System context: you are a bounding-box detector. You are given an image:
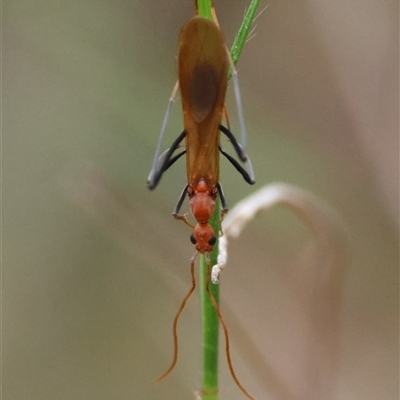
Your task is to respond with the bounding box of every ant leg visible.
[147,81,180,188]
[217,182,228,213]
[172,185,195,229]
[217,183,228,237]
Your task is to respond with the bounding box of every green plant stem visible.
[199,198,220,400]
[229,0,262,67]
[197,0,214,20]
[197,1,261,399]
[198,5,220,398]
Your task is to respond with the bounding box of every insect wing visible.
[178,17,228,187]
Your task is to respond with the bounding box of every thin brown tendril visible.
[154,252,198,382]
[205,262,256,400]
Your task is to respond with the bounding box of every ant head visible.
[190,223,216,254]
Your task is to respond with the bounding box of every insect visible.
[147,3,255,399]
[147,17,254,255]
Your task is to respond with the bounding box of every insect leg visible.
[219,124,248,161]
[172,184,188,216]
[155,147,186,174]
[148,130,186,190]
[147,81,179,187]
[172,184,195,229]
[164,150,186,171]
[232,69,247,151]
[222,52,255,184]
[219,146,255,185]
[223,104,232,131]
[219,125,255,184]
[217,182,228,236]
[217,182,228,213]
[227,55,248,153]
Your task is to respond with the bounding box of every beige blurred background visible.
[4,1,398,399]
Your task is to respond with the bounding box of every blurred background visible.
[4,1,398,399]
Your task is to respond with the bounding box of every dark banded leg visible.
[147,130,186,190]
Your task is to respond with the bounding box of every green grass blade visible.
[230,0,262,67]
